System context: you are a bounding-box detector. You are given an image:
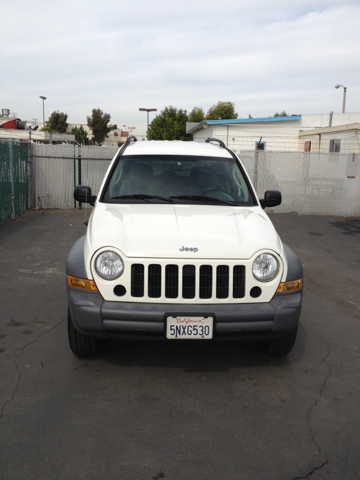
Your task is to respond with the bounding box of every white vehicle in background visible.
[66,137,303,357]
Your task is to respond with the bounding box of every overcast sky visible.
[1,0,359,136]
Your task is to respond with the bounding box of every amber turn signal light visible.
[276,279,302,293]
[67,276,98,291]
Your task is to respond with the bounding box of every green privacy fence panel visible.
[0,140,29,224]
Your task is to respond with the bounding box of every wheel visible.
[201,187,233,200]
[257,328,298,356]
[68,308,99,358]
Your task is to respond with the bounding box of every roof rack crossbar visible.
[205,137,226,148]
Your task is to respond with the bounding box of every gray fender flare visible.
[66,236,87,278]
[283,244,303,281]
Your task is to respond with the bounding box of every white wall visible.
[301,113,360,128]
[214,121,301,151]
[191,126,216,142]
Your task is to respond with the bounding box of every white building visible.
[0,128,75,143]
[299,123,360,153]
[187,113,360,152]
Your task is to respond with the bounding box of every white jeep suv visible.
[66,137,303,357]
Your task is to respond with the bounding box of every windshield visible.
[102,154,256,206]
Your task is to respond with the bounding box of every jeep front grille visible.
[130,263,245,300]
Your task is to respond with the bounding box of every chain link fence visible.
[32,144,117,209]
[233,149,360,216]
[0,140,29,224]
[30,143,360,216]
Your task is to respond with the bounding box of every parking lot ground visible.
[0,210,360,480]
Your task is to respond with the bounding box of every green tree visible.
[87,108,117,144]
[188,106,205,123]
[71,126,89,145]
[206,101,238,120]
[273,111,289,117]
[147,106,191,141]
[41,126,56,133]
[47,111,68,133]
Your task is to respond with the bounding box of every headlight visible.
[95,251,124,280]
[252,253,279,282]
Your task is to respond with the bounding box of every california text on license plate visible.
[166,316,213,339]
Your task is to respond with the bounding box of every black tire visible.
[68,308,98,358]
[257,328,298,356]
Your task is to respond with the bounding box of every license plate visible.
[166,316,213,339]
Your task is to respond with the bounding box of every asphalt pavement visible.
[0,210,359,480]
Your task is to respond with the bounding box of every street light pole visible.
[139,108,157,135]
[39,96,47,127]
[335,84,347,113]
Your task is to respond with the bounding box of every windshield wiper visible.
[170,195,236,206]
[112,194,177,203]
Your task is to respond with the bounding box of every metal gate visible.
[31,144,117,209]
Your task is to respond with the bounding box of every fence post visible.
[73,143,76,209]
[254,148,259,191]
[78,144,82,209]
[28,129,36,209]
[9,140,15,219]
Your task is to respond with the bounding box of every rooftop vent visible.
[2,109,10,117]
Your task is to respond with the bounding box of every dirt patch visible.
[7,319,25,327]
[330,218,360,237]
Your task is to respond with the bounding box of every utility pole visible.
[39,96,47,126]
[139,108,157,136]
[335,85,347,113]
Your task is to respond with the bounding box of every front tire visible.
[257,328,298,356]
[68,308,98,358]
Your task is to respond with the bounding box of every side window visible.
[329,139,341,153]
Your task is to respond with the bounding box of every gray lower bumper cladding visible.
[67,283,302,341]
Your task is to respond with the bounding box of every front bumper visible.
[67,283,302,341]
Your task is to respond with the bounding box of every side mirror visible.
[260,190,282,209]
[74,185,97,206]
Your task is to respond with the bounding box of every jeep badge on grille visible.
[179,246,198,253]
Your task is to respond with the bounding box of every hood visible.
[87,202,282,259]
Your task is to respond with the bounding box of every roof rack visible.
[99,136,138,202]
[118,135,137,155]
[205,137,226,148]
